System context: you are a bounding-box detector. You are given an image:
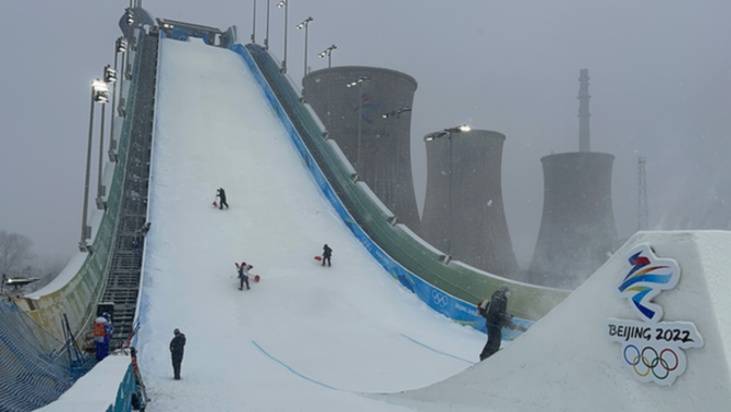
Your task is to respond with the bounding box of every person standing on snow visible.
[93,313,113,361]
[237,262,252,290]
[477,287,524,361]
[322,244,332,267]
[216,188,229,210]
[169,328,186,380]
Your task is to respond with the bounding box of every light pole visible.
[346,76,369,169]
[251,0,257,43]
[109,37,126,162]
[277,0,288,73]
[318,44,337,69]
[96,66,117,210]
[117,37,128,119]
[382,106,412,198]
[264,0,271,49]
[424,124,471,254]
[296,17,313,75]
[80,79,110,252]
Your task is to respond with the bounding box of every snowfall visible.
[38,36,731,411]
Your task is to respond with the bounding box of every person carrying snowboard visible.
[322,244,332,267]
[216,188,229,210]
[477,286,525,361]
[169,328,186,380]
[236,261,252,290]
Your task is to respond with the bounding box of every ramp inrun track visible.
[136,37,483,410]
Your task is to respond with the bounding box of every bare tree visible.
[0,230,34,275]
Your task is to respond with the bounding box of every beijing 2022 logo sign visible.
[607,244,703,386]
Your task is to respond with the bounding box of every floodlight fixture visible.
[424,124,472,142]
[92,79,110,103]
[346,76,369,88]
[318,44,337,68]
[116,37,128,53]
[104,65,117,84]
[297,16,313,30]
[382,106,412,119]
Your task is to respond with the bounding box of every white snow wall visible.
[383,231,731,411]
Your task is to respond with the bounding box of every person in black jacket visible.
[216,188,229,210]
[322,244,332,267]
[169,328,186,380]
[477,287,524,361]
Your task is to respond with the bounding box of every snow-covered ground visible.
[134,37,485,411]
[33,35,731,412]
[36,355,130,412]
[385,231,731,411]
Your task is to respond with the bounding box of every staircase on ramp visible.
[100,31,158,347]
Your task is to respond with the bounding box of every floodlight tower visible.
[79,79,110,252]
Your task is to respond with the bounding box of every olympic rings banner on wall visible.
[607,245,704,386]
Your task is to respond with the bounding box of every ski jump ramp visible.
[135,37,484,410]
[130,35,731,410]
[30,27,730,410]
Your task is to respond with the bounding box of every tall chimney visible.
[578,68,591,152]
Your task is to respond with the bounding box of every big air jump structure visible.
[420,129,519,277]
[302,67,421,232]
[529,69,617,288]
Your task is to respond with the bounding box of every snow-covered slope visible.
[135,37,485,410]
[383,231,731,411]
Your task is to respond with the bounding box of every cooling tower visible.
[420,129,519,277]
[529,69,617,288]
[529,152,617,288]
[302,66,420,232]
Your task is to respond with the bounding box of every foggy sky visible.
[1,1,729,266]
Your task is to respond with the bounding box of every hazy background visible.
[1,1,729,270]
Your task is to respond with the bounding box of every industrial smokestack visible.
[302,67,420,232]
[421,129,519,277]
[578,68,591,152]
[529,69,617,288]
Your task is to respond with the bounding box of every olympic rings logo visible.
[431,290,448,307]
[623,344,679,380]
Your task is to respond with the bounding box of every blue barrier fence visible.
[106,364,136,412]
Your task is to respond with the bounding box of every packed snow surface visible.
[135,38,484,411]
[385,231,731,411]
[36,355,130,412]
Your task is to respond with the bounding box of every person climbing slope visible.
[216,188,229,210]
[236,261,252,290]
[477,287,525,361]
